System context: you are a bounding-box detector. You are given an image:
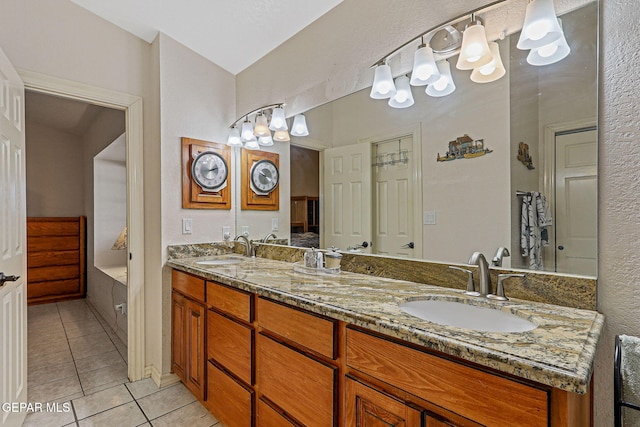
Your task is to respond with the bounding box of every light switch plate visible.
[272,218,279,231]
[423,211,437,225]
[182,218,192,234]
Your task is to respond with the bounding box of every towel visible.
[620,335,640,426]
[520,192,553,270]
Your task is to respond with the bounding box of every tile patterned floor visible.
[25,299,220,427]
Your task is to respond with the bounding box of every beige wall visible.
[25,121,84,217]
[239,0,635,425]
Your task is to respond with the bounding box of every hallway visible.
[25,299,219,427]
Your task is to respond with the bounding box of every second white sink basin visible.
[400,299,537,333]
[196,258,245,266]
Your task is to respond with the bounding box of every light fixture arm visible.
[368,0,509,68]
[228,102,285,129]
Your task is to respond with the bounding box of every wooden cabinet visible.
[345,377,421,427]
[291,196,319,232]
[206,362,252,427]
[171,271,206,401]
[207,310,253,385]
[256,398,300,427]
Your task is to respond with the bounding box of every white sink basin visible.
[196,258,245,266]
[400,299,537,333]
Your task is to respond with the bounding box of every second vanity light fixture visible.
[369,0,570,108]
[227,103,309,149]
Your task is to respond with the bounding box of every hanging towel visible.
[619,335,640,426]
[520,192,553,270]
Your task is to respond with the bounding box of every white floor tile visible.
[136,383,196,420]
[73,384,133,420]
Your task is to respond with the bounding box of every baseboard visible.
[146,365,180,388]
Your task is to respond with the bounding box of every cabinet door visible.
[345,377,421,427]
[185,299,206,401]
[171,292,187,381]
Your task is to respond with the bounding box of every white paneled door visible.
[0,47,27,427]
[555,129,597,276]
[323,143,372,253]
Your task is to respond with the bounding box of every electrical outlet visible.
[182,218,192,234]
[241,226,249,236]
[222,226,231,240]
[423,211,437,225]
[271,218,279,231]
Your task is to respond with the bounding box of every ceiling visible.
[70,0,343,75]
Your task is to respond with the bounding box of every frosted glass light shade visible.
[527,18,570,66]
[258,134,274,146]
[269,107,288,131]
[370,63,397,99]
[227,126,242,146]
[273,130,290,142]
[240,120,254,142]
[410,44,440,86]
[471,42,506,83]
[388,76,415,108]
[244,137,260,150]
[290,114,309,136]
[456,22,493,70]
[426,60,456,97]
[253,114,270,137]
[517,0,563,50]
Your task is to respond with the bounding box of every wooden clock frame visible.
[182,137,231,209]
[241,148,279,211]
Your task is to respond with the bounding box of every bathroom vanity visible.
[167,253,602,427]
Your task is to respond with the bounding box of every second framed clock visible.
[241,149,280,210]
[182,137,231,209]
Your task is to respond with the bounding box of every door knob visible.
[401,242,415,249]
[0,272,20,286]
[558,245,564,251]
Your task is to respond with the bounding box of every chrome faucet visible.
[261,233,277,243]
[492,247,510,267]
[234,235,253,257]
[468,252,491,296]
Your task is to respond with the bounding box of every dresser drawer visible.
[257,333,336,427]
[346,328,548,427]
[206,362,252,427]
[207,281,252,322]
[256,398,300,427]
[257,297,336,359]
[171,270,205,303]
[207,310,253,385]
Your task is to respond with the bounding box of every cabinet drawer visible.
[346,328,548,427]
[256,398,299,427]
[257,333,336,427]
[172,270,205,303]
[206,362,252,427]
[207,310,253,385]
[207,281,252,322]
[257,297,335,359]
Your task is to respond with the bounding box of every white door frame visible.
[542,117,597,273]
[359,124,423,259]
[18,70,146,382]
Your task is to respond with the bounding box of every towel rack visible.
[516,190,530,197]
[615,335,640,427]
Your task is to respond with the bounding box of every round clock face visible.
[191,151,228,191]
[250,160,279,194]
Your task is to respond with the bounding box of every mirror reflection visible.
[288,1,597,276]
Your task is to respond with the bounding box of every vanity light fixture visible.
[290,114,309,136]
[410,42,440,86]
[370,62,397,99]
[388,75,415,108]
[426,60,456,97]
[517,0,563,50]
[470,41,506,83]
[226,103,309,148]
[456,16,493,70]
[526,18,570,66]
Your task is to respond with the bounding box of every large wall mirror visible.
[286,0,597,277]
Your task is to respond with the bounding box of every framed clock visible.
[241,149,280,210]
[182,137,231,209]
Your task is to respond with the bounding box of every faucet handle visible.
[487,273,525,301]
[449,266,480,296]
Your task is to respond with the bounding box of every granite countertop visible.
[167,254,604,394]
